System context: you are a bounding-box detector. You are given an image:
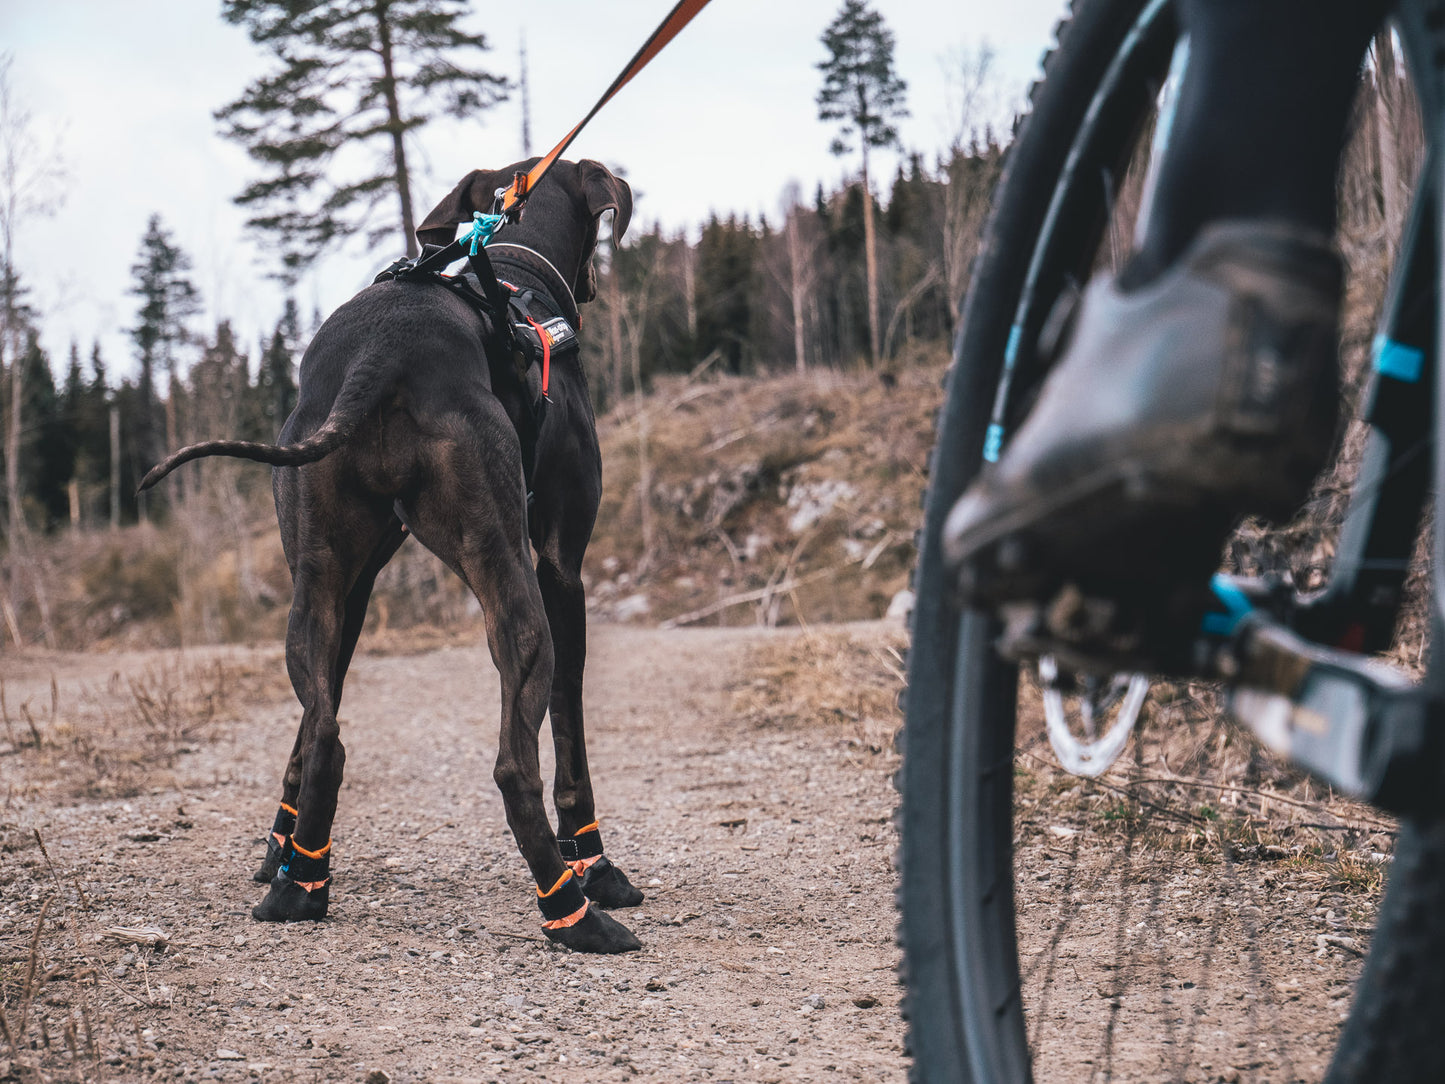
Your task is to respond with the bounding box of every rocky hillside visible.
[586,360,945,629]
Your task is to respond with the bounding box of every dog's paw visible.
[253,837,286,884]
[252,875,329,922]
[542,905,641,953]
[579,857,644,909]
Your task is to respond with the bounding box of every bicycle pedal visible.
[998,587,1145,673]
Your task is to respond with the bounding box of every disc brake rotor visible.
[1039,654,1150,777]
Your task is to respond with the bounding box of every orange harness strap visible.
[524,314,552,397]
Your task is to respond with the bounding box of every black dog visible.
[140,158,643,953]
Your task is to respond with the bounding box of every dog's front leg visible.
[538,559,645,911]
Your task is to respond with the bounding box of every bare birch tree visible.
[0,54,65,547]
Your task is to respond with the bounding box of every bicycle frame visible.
[1195,7,1445,816]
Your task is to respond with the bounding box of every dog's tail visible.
[138,357,394,493]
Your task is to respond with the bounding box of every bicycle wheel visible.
[900,0,1445,1080]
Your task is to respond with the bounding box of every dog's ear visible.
[416,169,513,249]
[572,161,632,306]
[577,160,632,243]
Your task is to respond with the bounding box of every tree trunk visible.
[5,323,18,543]
[624,290,654,572]
[680,242,697,345]
[376,2,418,257]
[607,237,625,407]
[165,368,182,504]
[109,405,120,530]
[786,210,809,373]
[860,147,880,366]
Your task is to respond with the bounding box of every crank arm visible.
[1217,613,1440,817]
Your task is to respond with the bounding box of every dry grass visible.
[729,623,906,756]
[0,832,174,1082]
[1014,671,1395,898]
[1,656,287,800]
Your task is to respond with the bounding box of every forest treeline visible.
[0,134,1004,535]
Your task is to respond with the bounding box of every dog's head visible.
[416,159,632,311]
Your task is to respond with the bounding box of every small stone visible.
[852,995,879,1009]
[216,1049,244,1061]
[804,993,824,1010]
[365,1071,391,1084]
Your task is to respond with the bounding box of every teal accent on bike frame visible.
[983,324,1026,463]
[1372,334,1424,383]
[1202,574,1254,636]
[983,424,1004,463]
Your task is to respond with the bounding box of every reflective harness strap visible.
[487,243,579,325]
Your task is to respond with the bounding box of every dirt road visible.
[1,623,907,1083]
[2,617,1394,1084]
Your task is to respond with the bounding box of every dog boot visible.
[252,837,331,922]
[537,870,641,953]
[944,220,1342,615]
[253,802,297,883]
[559,822,645,908]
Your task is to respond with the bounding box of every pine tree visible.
[695,215,759,374]
[17,331,66,529]
[218,0,508,282]
[817,0,907,366]
[255,300,300,438]
[129,215,200,511]
[73,342,114,527]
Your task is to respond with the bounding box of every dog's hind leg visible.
[254,516,408,884]
[253,494,399,922]
[406,418,639,953]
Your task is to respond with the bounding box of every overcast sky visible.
[2,0,1065,380]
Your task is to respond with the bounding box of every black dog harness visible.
[372,238,577,493]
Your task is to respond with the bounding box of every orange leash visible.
[497,0,716,217]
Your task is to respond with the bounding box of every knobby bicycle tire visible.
[899,0,1445,1081]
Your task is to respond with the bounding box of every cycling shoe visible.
[944,220,1343,611]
